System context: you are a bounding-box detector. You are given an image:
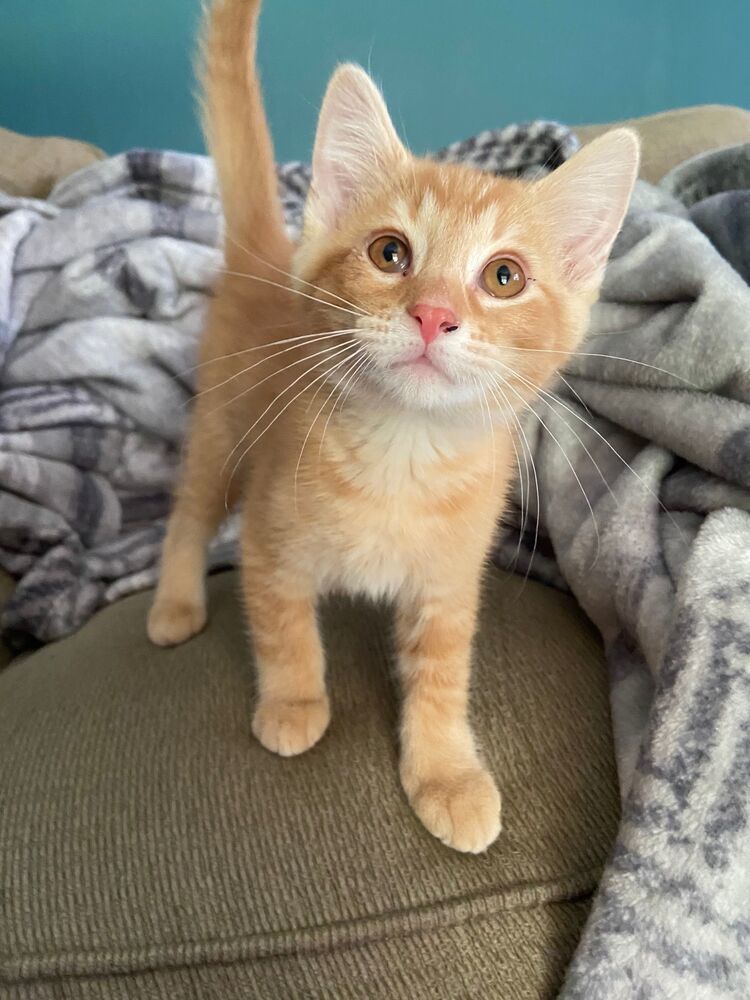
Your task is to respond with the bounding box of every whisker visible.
[202,339,357,419]
[221,340,362,485]
[187,331,358,403]
[303,353,346,415]
[336,352,371,415]
[225,231,371,316]
[294,349,368,505]
[493,358,686,538]
[180,328,360,377]
[224,344,363,507]
[339,356,371,413]
[470,341,694,388]
[318,351,370,458]
[555,372,591,413]
[216,267,366,319]
[314,352,372,506]
[473,374,490,437]
[507,367,615,502]
[490,372,602,567]
[473,375,497,497]
[501,344,697,388]
[485,381,527,571]
[488,380,539,583]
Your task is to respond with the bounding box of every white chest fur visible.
[297,407,496,599]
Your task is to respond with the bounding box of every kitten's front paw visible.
[252,696,331,757]
[147,598,206,647]
[403,765,502,854]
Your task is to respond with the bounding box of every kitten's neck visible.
[326,399,498,496]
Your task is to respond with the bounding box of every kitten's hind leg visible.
[148,409,239,647]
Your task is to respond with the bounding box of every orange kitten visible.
[148,0,639,852]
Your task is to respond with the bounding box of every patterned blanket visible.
[1,124,749,997]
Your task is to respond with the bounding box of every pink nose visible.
[408,303,459,346]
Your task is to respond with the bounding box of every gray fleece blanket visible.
[526,149,750,998]
[2,125,750,997]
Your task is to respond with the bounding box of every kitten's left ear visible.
[307,63,407,231]
[537,129,640,291]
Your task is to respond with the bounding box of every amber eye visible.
[480,257,527,298]
[367,234,411,274]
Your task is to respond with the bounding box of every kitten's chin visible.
[364,364,479,414]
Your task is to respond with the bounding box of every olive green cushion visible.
[0,125,104,199]
[576,104,750,183]
[0,568,617,999]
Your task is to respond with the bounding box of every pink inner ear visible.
[308,64,406,231]
[312,158,358,227]
[540,129,639,290]
[563,225,619,287]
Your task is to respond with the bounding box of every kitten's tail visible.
[200,0,291,269]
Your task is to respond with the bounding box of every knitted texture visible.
[0,569,617,998]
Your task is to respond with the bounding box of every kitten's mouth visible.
[393,353,450,381]
[401,356,436,370]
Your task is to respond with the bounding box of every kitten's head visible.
[294,65,639,416]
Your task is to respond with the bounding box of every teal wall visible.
[1,1,747,163]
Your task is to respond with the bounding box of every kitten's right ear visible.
[536,128,640,291]
[306,64,407,231]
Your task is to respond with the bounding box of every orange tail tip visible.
[199,0,290,269]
